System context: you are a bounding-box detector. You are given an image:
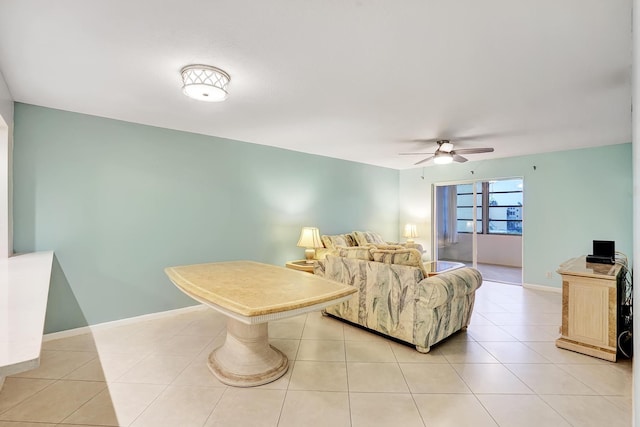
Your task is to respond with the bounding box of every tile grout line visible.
[341,316,353,427]
[3,289,632,426]
[478,287,618,426]
[0,377,59,419]
[199,383,228,427]
[274,312,305,427]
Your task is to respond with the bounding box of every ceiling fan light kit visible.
[180,65,230,102]
[433,151,454,164]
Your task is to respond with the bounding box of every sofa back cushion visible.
[353,231,386,246]
[370,248,427,277]
[371,244,404,250]
[321,233,357,250]
[336,246,374,261]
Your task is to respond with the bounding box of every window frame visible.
[486,181,523,236]
[456,183,483,234]
[456,179,523,236]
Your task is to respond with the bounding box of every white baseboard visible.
[522,282,562,294]
[43,304,208,342]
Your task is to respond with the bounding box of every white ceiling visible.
[0,0,632,170]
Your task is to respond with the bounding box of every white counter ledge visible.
[0,251,54,389]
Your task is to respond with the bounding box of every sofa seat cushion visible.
[321,233,357,250]
[371,248,428,278]
[353,231,386,246]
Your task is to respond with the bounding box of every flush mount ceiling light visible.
[180,65,230,102]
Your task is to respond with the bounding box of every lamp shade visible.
[297,227,322,248]
[403,224,418,239]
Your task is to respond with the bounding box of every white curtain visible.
[444,186,458,245]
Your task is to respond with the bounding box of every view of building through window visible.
[456,178,523,235]
[455,182,482,233]
[488,179,523,235]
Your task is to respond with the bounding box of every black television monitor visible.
[593,240,615,259]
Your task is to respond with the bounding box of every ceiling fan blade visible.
[453,147,494,155]
[399,152,435,156]
[411,134,494,144]
[451,132,512,142]
[410,138,440,143]
[414,156,435,165]
[453,155,468,163]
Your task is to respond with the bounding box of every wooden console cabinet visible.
[556,256,623,361]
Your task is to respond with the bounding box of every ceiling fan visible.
[400,139,494,165]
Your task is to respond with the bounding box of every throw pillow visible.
[321,233,356,250]
[370,248,428,277]
[353,231,386,246]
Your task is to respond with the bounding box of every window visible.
[456,182,482,233]
[487,179,523,235]
[455,178,523,235]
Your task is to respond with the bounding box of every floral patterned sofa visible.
[314,244,482,353]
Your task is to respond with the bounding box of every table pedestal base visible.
[208,318,288,387]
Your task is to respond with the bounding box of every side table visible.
[285,260,316,274]
[423,260,465,277]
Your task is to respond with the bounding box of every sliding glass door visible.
[434,178,523,284]
[434,182,480,267]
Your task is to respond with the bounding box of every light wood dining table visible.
[165,260,356,387]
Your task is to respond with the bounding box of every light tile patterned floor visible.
[0,281,632,426]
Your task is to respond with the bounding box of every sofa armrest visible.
[404,242,424,254]
[417,267,482,309]
[313,258,326,275]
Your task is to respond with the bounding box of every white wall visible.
[0,72,12,125]
[477,234,522,267]
[438,234,522,267]
[398,176,433,260]
[0,71,12,258]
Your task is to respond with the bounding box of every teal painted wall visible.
[13,104,399,332]
[399,143,633,288]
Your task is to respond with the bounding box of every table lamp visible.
[297,227,323,263]
[403,224,418,244]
